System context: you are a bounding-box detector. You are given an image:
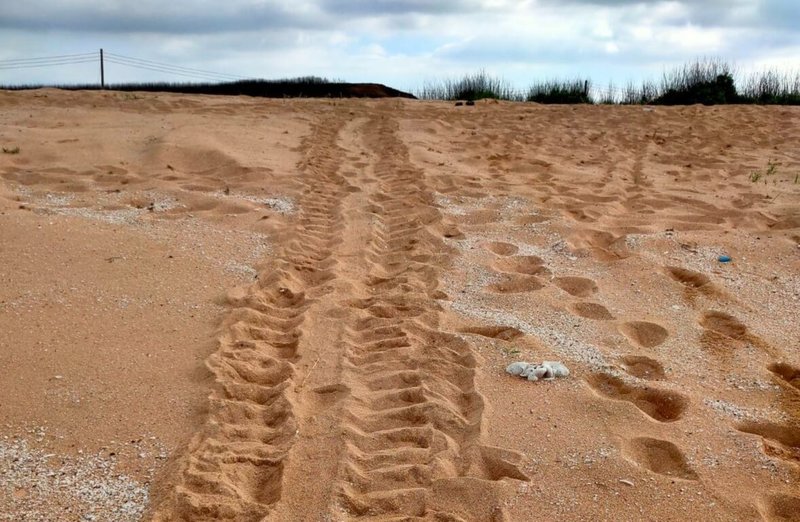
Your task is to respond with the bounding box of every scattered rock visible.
[505,361,570,381]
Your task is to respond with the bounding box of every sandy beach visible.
[1,89,798,521]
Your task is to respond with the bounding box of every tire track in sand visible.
[152,108,526,521]
[151,112,350,521]
[335,113,528,520]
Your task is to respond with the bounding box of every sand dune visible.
[1,90,799,521]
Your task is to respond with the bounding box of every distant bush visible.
[620,79,659,105]
[654,73,738,105]
[418,70,519,101]
[614,60,800,106]
[598,82,617,105]
[6,57,799,106]
[527,79,592,104]
[741,70,800,105]
[1,77,416,99]
[651,59,739,105]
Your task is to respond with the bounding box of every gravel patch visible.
[703,398,785,422]
[723,376,781,392]
[11,185,272,284]
[44,193,75,207]
[212,190,296,215]
[449,298,612,370]
[0,437,148,522]
[43,207,144,226]
[24,188,180,225]
[436,194,533,219]
[223,260,259,280]
[442,233,579,277]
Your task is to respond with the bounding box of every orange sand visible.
[1,90,798,521]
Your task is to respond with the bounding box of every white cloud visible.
[0,0,797,90]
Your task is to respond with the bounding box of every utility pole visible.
[100,48,105,89]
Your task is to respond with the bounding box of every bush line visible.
[418,59,800,105]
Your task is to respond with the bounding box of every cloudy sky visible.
[0,0,798,92]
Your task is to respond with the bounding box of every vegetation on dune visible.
[417,59,800,106]
[618,60,799,105]
[749,159,779,183]
[3,58,799,105]
[741,70,800,105]
[527,79,592,104]
[1,77,416,99]
[418,70,519,101]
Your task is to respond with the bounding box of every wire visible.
[0,57,98,70]
[104,57,238,82]
[0,52,97,65]
[105,52,245,80]
[105,57,240,82]
[0,50,244,82]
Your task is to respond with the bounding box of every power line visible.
[104,56,239,81]
[0,57,98,70]
[104,57,240,82]
[0,49,246,83]
[0,52,97,65]
[104,52,246,80]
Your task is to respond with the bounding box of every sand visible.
[0,89,798,521]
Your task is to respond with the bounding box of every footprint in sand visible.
[441,223,465,239]
[768,362,800,391]
[699,310,747,340]
[553,276,598,298]
[486,274,546,294]
[736,421,800,465]
[759,494,800,522]
[491,255,551,277]
[568,302,614,320]
[483,241,519,256]
[485,255,550,294]
[460,325,525,342]
[618,321,669,349]
[567,228,630,262]
[562,206,600,223]
[664,265,719,303]
[585,373,688,422]
[698,310,777,358]
[664,266,711,290]
[618,355,666,380]
[622,437,698,480]
[698,310,748,355]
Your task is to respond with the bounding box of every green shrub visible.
[652,59,739,105]
[527,79,592,104]
[741,70,800,105]
[418,70,518,101]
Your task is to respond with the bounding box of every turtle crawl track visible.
[151,107,526,521]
